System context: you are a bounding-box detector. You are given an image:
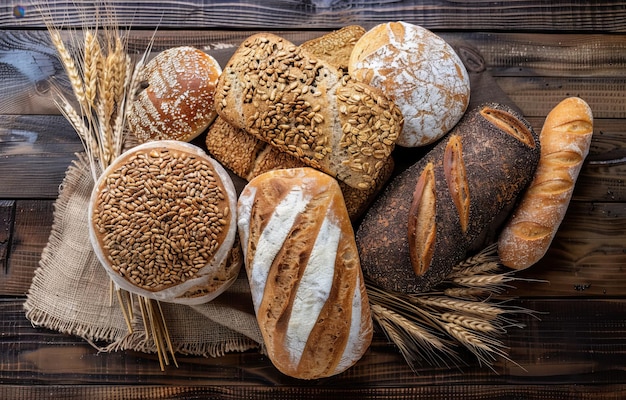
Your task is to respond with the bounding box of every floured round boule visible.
[128,46,222,143]
[349,21,470,147]
[88,140,240,305]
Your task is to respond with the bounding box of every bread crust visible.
[357,103,540,293]
[498,97,594,270]
[237,167,373,379]
[349,22,470,148]
[128,46,221,143]
[215,33,403,190]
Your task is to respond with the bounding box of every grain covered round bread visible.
[237,167,373,379]
[357,103,540,294]
[349,21,470,147]
[88,140,240,305]
[498,97,594,270]
[127,46,222,143]
[215,32,403,190]
[299,25,366,71]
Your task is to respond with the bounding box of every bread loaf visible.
[349,21,470,148]
[215,33,403,190]
[498,97,594,270]
[127,46,221,143]
[206,116,393,221]
[237,167,373,379]
[356,103,540,294]
[89,140,240,304]
[300,25,366,71]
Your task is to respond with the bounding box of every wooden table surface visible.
[1,1,625,399]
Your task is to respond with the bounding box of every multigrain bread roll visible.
[237,167,373,379]
[206,116,394,221]
[349,21,470,148]
[498,97,594,270]
[128,46,221,143]
[215,33,403,190]
[89,141,240,304]
[357,103,541,293]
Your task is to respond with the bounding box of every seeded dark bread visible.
[237,167,373,379]
[88,140,240,305]
[356,103,541,294]
[206,116,394,221]
[214,33,403,190]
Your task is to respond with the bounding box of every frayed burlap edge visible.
[24,153,263,359]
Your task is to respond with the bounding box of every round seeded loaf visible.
[348,21,470,148]
[88,140,240,305]
[127,46,221,143]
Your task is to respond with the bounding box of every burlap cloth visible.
[24,38,515,359]
[24,152,263,357]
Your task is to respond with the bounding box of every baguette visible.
[237,167,373,379]
[214,33,403,190]
[357,103,540,294]
[498,97,594,270]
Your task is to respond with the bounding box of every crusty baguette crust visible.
[357,103,540,294]
[498,97,594,270]
[215,33,403,190]
[237,168,373,379]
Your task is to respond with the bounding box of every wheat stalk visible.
[367,243,538,372]
[42,5,174,370]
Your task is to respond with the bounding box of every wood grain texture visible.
[1,2,625,396]
[2,1,626,32]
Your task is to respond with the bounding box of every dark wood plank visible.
[2,1,625,32]
[2,298,626,387]
[0,200,54,296]
[0,115,82,199]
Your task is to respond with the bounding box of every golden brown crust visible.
[215,33,402,190]
[300,25,366,71]
[237,168,373,379]
[498,97,594,270]
[128,46,221,143]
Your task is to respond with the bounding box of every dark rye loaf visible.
[356,103,541,294]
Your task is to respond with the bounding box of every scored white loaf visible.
[237,167,373,379]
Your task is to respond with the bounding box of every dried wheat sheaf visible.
[39,7,177,369]
[368,243,541,373]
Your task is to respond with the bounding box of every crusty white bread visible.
[349,21,470,148]
[498,97,594,270]
[237,167,373,379]
[215,32,403,190]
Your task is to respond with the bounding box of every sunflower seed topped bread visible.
[205,116,394,221]
[215,33,403,190]
[237,167,373,379]
[498,97,594,270]
[356,103,541,294]
[89,140,240,304]
[127,46,222,143]
[349,21,470,148]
